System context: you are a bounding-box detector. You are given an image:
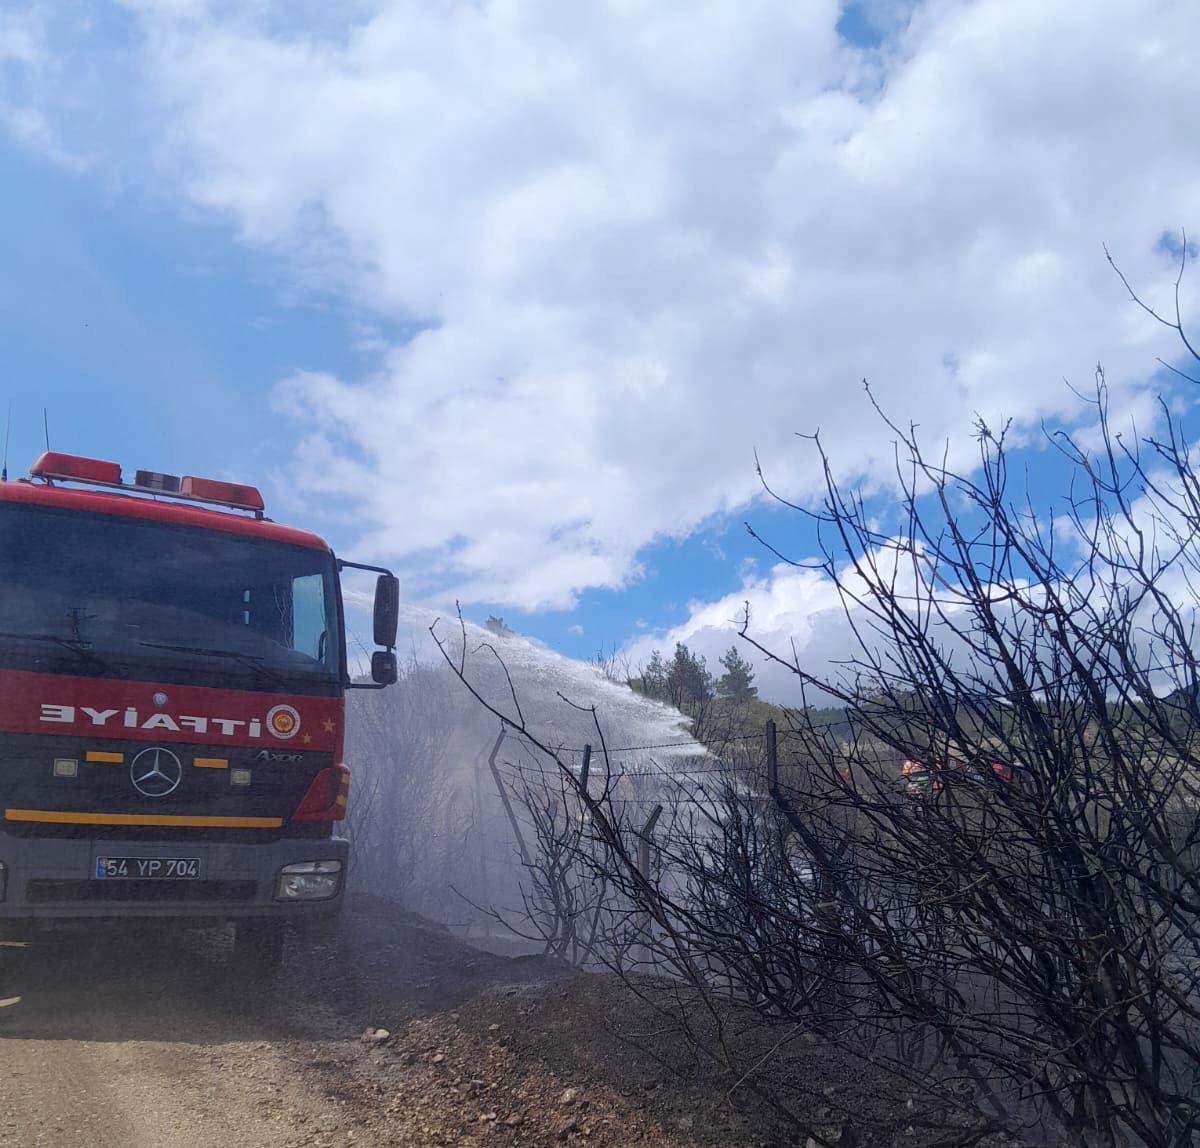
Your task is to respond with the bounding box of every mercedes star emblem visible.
[130,746,183,798]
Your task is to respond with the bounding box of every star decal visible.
[322,718,336,733]
[302,733,312,744]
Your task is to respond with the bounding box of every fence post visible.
[472,744,491,937]
[486,726,533,868]
[578,744,591,795]
[635,803,663,968]
[766,718,778,797]
[763,718,846,1002]
[637,803,663,882]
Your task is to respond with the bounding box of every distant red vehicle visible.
[901,758,932,796]
[901,758,1014,798]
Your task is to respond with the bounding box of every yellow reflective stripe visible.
[4,809,282,828]
[193,758,229,769]
[85,752,124,763]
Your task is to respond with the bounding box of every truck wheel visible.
[232,920,285,976]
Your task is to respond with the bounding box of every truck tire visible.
[232,919,285,976]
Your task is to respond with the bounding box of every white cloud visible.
[626,436,1200,707]
[622,562,835,701]
[19,0,1200,611]
[0,6,83,167]
[625,529,1046,704]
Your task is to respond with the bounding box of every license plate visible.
[94,856,203,880]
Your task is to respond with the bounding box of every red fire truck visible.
[0,452,398,970]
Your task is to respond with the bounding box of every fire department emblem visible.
[266,704,301,740]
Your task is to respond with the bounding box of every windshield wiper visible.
[0,630,117,674]
[135,641,290,686]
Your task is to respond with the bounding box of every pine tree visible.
[640,650,668,700]
[717,645,757,703]
[667,642,714,708]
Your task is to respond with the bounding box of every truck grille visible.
[25,879,257,904]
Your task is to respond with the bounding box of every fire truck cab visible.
[0,452,398,970]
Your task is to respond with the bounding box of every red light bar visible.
[179,476,265,513]
[30,452,122,486]
[27,452,265,515]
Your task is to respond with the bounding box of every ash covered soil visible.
[0,897,1008,1147]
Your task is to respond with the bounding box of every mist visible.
[342,612,701,943]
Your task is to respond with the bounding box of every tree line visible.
[630,641,758,706]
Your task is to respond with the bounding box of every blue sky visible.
[0,124,764,658]
[0,118,756,658]
[2,0,1197,696]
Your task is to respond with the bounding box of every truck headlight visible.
[275,859,342,901]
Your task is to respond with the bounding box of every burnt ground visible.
[0,895,1020,1148]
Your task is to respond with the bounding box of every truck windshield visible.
[0,501,340,686]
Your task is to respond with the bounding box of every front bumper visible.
[0,831,348,920]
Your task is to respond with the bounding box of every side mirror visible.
[370,649,398,686]
[373,574,399,649]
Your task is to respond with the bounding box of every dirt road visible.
[0,901,962,1148]
[0,904,735,1148]
[0,922,366,1148]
